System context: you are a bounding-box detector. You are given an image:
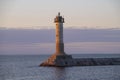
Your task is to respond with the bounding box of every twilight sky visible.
[0,29,120,54]
[0,0,120,55]
[0,0,120,29]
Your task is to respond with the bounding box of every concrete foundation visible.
[40,54,120,67]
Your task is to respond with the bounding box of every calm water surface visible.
[0,54,120,80]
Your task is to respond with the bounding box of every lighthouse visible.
[54,12,65,55]
[40,12,73,67]
[40,13,120,67]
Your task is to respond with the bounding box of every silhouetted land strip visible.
[40,57,120,67]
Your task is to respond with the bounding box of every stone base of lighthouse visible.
[40,54,120,67]
[40,53,74,67]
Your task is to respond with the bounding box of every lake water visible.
[0,54,120,80]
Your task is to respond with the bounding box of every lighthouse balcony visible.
[54,17,64,23]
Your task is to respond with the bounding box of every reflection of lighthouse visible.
[54,12,65,55]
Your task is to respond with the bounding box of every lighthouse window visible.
[77,62,79,64]
[65,62,68,65]
[62,57,66,59]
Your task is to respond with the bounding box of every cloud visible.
[65,42,120,54]
[0,42,120,55]
[0,28,120,44]
[0,28,120,55]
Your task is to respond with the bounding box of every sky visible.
[0,0,120,55]
[0,0,120,29]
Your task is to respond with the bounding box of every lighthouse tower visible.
[40,12,73,67]
[54,12,65,55]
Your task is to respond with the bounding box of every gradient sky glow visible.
[0,0,120,29]
[0,29,120,54]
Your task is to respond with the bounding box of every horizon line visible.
[0,26,120,30]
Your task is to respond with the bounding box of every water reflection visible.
[53,67,67,80]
